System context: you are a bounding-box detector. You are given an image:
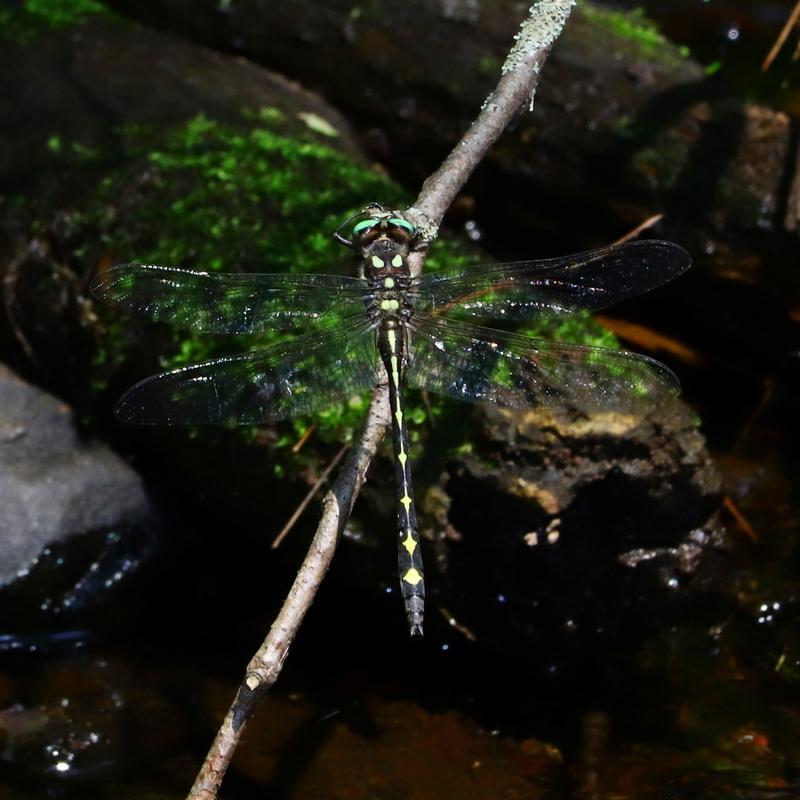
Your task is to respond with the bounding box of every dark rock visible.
[460,398,720,521]
[102,0,795,248]
[0,363,154,611]
[0,12,365,188]
[382,398,733,721]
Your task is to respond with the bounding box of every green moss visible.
[84,109,631,456]
[423,235,477,275]
[0,0,111,44]
[85,111,409,442]
[521,312,618,349]
[580,3,688,62]
[121,112,401,274]
[477,55,502,76]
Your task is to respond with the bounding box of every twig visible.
[613,213,664,245]
[762,0,800,72]
[272,443,350,549]
[723,496,758,543]
[186,2,576,797]
[291,423,315,453]
[3,240,40,363]
[785,143,800,231]
[408,0,576,275]
[187,390,388,800]
[438,606,478,642]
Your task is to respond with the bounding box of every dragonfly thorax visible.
[361,238,412,281]
[362,242,414,324]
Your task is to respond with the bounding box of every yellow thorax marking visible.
[391,254,403,267]
[380,299,400,311]
[371,255,384,269]
[383,277,395,288]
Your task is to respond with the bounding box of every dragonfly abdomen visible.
[378,319,425,637]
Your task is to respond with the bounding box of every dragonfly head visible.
[334,203,417,251]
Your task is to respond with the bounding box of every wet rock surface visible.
[0,363,154,613]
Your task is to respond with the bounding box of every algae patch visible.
[0,0,112,44]
[580,3,689,63]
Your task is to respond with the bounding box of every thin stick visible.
[408,0,576,273]
[785,145,800,231]
[186,3,576,797]
[762,0,800,72]
[187,389,389,800]
[613,213,664,245]
[272,443,350,549]
[3,240,39,363]
[723,496,758,543]
[291,424,315,453]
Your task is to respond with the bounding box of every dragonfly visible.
[91,203,691,636]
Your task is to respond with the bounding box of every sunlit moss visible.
[423,236,477,275]
[580,3,690,63]
[127,112,402,275]
[0,0,111,43]
[520,312,618,349]
[84,111,410,444]
[83,110,629,459]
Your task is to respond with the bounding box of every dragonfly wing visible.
[406,316,680,413]
[91,265,368,333]
[411,240,690,321]
[115,319,380,425]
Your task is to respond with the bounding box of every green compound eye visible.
[389,218,415,233]
[353,219,379,235]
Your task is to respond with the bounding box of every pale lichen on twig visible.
[410,0,575,247]
[503,0,575,109]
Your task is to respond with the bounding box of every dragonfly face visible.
[91,204,691,637]
[338,203,418,278]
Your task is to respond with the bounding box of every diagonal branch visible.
[188,387,389,800]
[408,0,575,272]
[185,2,576,797]
[762,0,800,72]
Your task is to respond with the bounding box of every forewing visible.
[91,265,368,333]
[406,316,680,413]
[411,240,690,321]
[115,319,380,425]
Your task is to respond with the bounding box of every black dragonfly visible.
[91,203,691,636]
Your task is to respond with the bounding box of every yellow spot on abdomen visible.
[400,494,412,511]
[390,355,400,388]
[402,532,417,555]
[402,567,423,586]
